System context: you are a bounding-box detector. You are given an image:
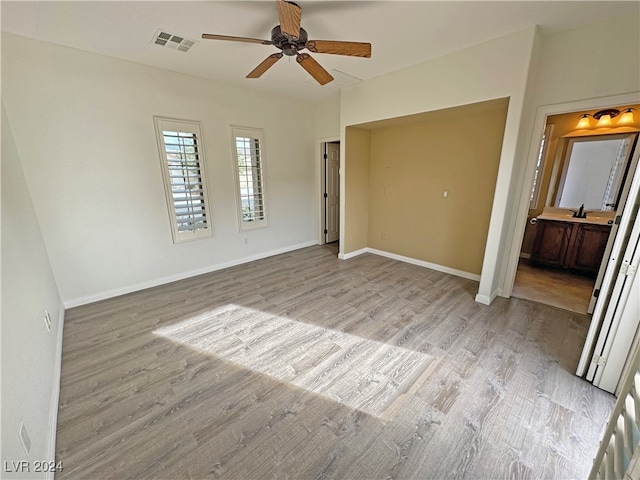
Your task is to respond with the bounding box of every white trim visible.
[64,241,318,308]
[153,117,213,243]
[338,248,368,260]
[339,247,480,281]
[230,126,268,232]
[367,248,481,281]
[519,252,531,260]
[475,289,501,305]
[46,305,65,479]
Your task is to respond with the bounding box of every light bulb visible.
[596,114,613,127]
[618,109,635,125]
[576,115,591,129]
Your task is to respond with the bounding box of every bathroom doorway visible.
[511,107,639,315]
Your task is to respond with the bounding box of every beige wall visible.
[344,99,508,275]
[341,27,538,301]
[344,127,371,253]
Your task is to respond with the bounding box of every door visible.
[325,142,340,243]
[577,142,640,389]
[588,134,639,313]
[589,203,640,393]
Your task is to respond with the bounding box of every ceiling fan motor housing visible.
[271,25,308,56]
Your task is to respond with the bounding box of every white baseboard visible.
[338,248,368,260]
[339,247,480,282]
[475,288,501,305]
[519,252,531,259]
[46,305,65,478]
[64,241,318,308]
[475,294,492,305]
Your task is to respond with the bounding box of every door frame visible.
[502,92,640,300]
[318,136,340,245]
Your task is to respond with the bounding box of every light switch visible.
[443,190,449,199]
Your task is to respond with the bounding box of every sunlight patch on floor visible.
[154,304,435,417]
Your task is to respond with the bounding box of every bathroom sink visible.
[535,208,614,225]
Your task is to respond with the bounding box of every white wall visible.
[1,103,64,477]
[340,27,540,303]
[534,14,640,108]
[504,13,640,297]
[1,33,317,306]
[315,92,341,141]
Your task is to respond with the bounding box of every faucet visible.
[572,204,588,218]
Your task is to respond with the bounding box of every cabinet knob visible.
[530,217,538,225]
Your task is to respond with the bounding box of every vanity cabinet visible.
[531,220,611,275]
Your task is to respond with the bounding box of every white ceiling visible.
[2,1,638,103]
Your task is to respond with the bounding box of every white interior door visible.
[325,142,340,243]
[577,143,640,391]
[589,204,640,393]
[588,134,639,314]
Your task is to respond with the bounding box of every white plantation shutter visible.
[154,117,212,243]
[231,126,267,231]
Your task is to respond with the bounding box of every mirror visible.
[555,133,637,211]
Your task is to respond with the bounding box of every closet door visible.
[576,150,640,391]
[587,134,639,313]
[589,207,640,393]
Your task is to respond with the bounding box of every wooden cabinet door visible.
[567,224,611,273]
[531,220,573,267]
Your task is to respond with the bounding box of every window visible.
[530,124,553,210]
[154,117,212,243]
[231,126,267,231]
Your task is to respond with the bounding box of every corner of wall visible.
[2,101,65,472]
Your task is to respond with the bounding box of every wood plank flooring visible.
[55,244,615,479]
[512,260,595,315]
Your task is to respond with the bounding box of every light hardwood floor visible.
[55,245,614,479]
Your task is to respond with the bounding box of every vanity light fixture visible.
[574,107,637,129]
[618,108,636,126]
[594,108,619,127]
[576,114,591,129]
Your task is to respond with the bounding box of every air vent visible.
[151,29,196,53]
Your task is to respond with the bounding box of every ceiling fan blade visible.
[246,53,284,78]
[201,33,272,45]
[306,40,371,58]
[296,53,334,85]
[276,0,302,39]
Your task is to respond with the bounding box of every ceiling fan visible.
[201,0,371,85]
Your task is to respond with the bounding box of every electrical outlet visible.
[19,422,31,456]
[44,310,52,332]
[381,231,387,239]
[443,190,449,199]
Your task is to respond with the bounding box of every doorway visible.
[511,108,639,315]
[321,141,340,244]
